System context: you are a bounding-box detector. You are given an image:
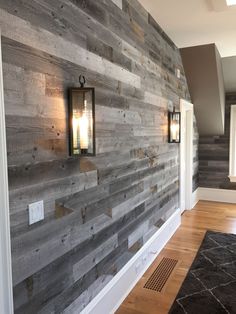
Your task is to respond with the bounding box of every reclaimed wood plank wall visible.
[0,0,198,312]
[199,93,235,189]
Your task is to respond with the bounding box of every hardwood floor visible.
[116,200,236,314]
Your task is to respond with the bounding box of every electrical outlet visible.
[29,200,44,225]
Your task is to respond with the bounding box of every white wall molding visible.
[0,31,14,314]
[229,104,236,182]
[81,209,181,314]
[229,175,236,183]
[198,187,236,204]
[110,0,122,9]
[180,99,194,212]
[188,187,236,206]
[192,189,200,208]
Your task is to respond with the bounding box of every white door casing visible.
[229,104,236,182]
[0,31,14,314]
[180,99,193,212]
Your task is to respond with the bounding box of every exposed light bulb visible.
[72,115,79,149]
[171,121,179,141]
[79,100,89,150]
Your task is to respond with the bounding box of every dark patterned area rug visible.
[169,231,236,314]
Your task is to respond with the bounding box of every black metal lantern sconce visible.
[168,107,181,143]
[69,75,95,156]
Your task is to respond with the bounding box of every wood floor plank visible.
[117,200,236,314]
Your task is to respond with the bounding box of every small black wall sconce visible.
[69,75,95,156]
[168,107,181,143]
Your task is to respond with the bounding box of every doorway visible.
[180,99,194,213]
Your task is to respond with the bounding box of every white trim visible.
[229,104,236,182]
[81,209,181,314]
[110,0,122,9]
[192,188,199,208]
[0,31,14,314]
[228,176,236,183]
[180,99,194,212]
[198,187,236,204]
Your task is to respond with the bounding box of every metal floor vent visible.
[144,257,178,292]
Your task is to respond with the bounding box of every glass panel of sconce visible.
[168,108,181,143]
[69,76,95,156]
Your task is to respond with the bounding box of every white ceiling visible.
[139,0,236,58]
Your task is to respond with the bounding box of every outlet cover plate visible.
[29,200,44,225]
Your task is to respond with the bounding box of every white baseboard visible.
[198,187,236,204]
[192,189,200,208]
[81,209,181,314]
[110,0,122,9]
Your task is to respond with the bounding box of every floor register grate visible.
[144,257,178,292]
